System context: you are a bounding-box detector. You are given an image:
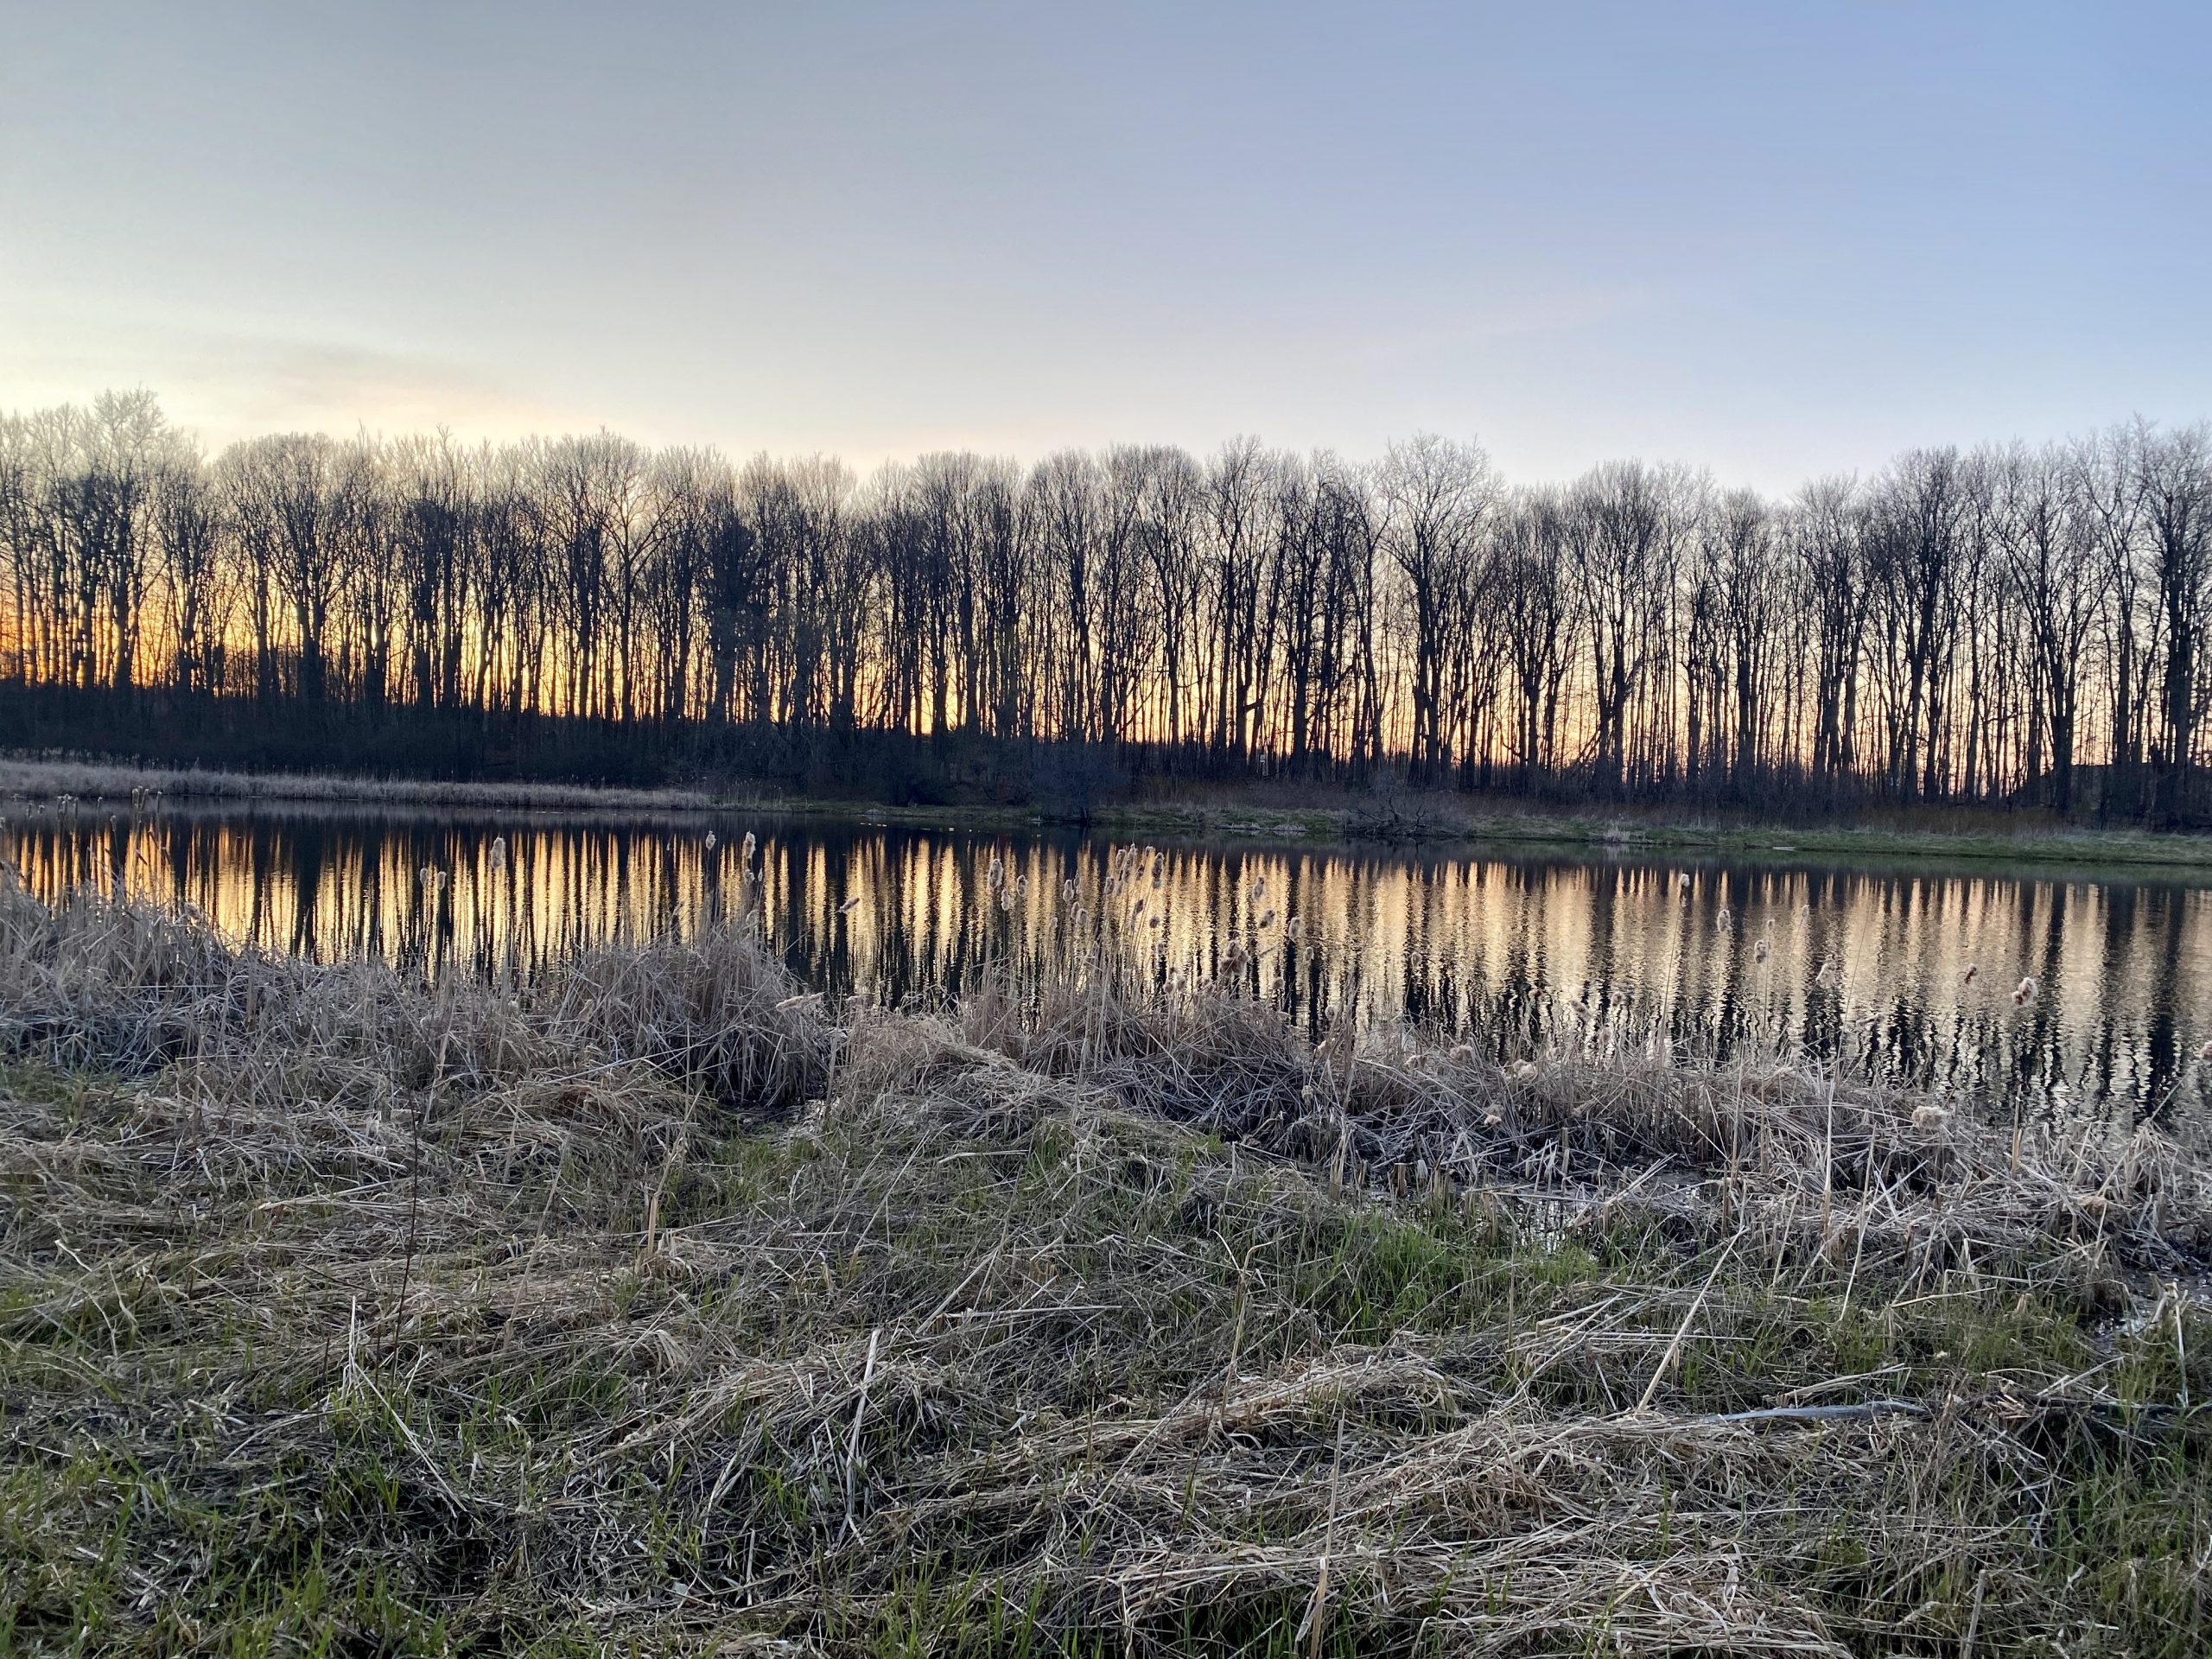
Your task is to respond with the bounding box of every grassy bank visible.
[0,757,721,816]
[2,882,2208,1655]
[14,753,2212,875]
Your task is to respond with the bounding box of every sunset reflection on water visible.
[8,800,2211,1125]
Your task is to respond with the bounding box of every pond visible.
[7,799,2212,1128]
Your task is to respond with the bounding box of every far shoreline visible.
[10,753,2212,879]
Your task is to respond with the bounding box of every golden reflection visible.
[4,804,2209,1116]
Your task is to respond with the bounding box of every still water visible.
[7,800,2212,1125]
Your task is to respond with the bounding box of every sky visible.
[3,0,2207,491]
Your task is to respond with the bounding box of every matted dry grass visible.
[2,886,2208,1656]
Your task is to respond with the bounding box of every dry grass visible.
[0,755,721,814]
[2,886,2209,1656]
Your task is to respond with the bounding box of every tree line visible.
[4,391,2210,820]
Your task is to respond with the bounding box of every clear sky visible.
[3,1,2205,490]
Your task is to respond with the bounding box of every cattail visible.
[1716,906,1732,931]
[838,895,861,916]
[703,830,717,851]
[1061,878,1078,905]
[489,836,507,871]
[1753,938,1770,963]
[1448,1043,1474,1064]
[2013,976,2037,1007]
[1147,915,1161,930]
[1510,1059,1538,1080]
[1258,907,1276,931]
[1912,1102,1949,1132]
[1961,962,1977,986]
[1286,916,1304,944]
[1252,875,1268,902]
[741,830,757,865]
[1132,897,1147,920]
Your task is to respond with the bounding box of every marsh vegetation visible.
[2,874,2208,1655]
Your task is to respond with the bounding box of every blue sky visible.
[3,1,2204,488]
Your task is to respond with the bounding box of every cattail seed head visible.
[838,895,861,916]
[1286,915,1304,943]
[1912,1102,1949,1132]
[489,836,507,871]
[2013,976,2037,1007]
[1753,938,1770,963]
[1962,962,1977,985]
[703,830,717,851]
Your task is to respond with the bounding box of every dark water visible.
[8,799,2212,1127]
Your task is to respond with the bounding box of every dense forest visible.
[4,391,2210,822]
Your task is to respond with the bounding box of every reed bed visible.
[2,885,2208,1656]
[0,755,721,814]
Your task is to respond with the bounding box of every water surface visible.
[8,800,2210,1127]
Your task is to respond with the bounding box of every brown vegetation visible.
[2,885,2208,1654]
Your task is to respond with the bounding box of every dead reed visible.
[2,888,2207,1656]
[0,755,721,815]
